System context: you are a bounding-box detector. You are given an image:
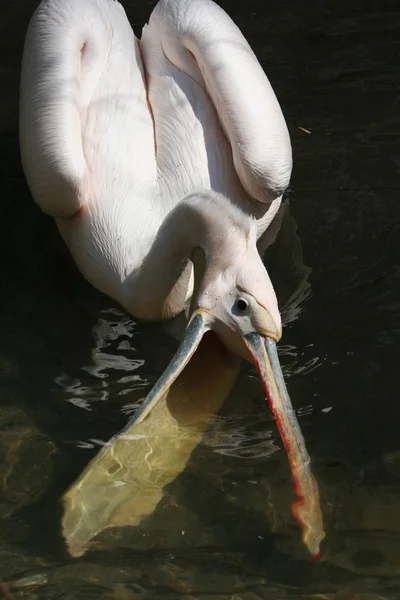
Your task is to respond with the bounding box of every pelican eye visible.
[235,297,249,314]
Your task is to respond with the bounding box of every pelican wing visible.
[19,0,154,219]
[145,0,292,204]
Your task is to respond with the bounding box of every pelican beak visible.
[119,309,212,433]
[120,310,324,557]
[243,333,325,558]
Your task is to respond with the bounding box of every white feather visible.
[19,0,292,322]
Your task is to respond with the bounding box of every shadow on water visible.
[1,0,400,598]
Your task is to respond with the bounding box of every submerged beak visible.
[122,310,324,557]
[120,309,212,433]
[244,333,325,558]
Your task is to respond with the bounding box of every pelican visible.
[20,0,324,556]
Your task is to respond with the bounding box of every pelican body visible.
[20,0,324,555]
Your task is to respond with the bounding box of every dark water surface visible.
[1,0,400,598]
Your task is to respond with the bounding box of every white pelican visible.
[19,0,324,555]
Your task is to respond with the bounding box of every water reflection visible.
[54,308,147,413]
[204,413,279,459]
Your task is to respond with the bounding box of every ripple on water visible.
[54,308,148,412]
[203,413,279,459]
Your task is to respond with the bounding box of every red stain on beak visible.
[245,335,325,558]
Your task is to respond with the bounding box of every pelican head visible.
[192,218,282,357]
[170,193,282,369]
[127,191,289,420]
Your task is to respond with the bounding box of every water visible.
[1,0,400,597]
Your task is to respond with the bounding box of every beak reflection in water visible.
[63,309,324,558]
